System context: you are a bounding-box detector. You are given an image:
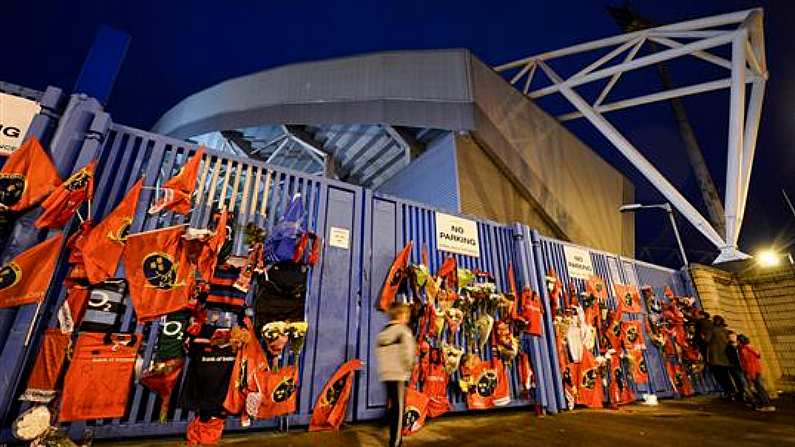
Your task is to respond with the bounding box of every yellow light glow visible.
[757,250,781,267]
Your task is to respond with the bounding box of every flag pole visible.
[24,301,43,346]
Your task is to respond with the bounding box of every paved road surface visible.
[105,394,795,446]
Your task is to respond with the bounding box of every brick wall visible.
[690,263,795,393]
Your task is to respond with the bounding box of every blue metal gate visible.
[354,193,560,421]
[0,84,713,442]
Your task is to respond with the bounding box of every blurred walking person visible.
[376,302,416,447]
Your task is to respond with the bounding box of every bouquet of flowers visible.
[287,321,309,362]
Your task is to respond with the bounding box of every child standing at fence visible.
[738,334,776,412]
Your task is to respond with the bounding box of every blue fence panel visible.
[532,235,677,404]
[0,87,68,426]
[0,84,716,442]
[632,260,720,395]
[0,116,364,441]
[611,257,674,399]
[354,193,558,421]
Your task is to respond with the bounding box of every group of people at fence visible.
[373,239,778,446]
[696,312,775,412]
[0,136,777,446]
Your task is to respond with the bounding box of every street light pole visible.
[784,189,795,221]
[663,203,689,266]
[620,202,689,267]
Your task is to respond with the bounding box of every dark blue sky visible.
[6,0,794,267]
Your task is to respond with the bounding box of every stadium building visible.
[153,49,635,256]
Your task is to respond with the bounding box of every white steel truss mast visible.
[495,9,767,264]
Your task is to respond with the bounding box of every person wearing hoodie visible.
[376,302,416,447]
[738,334,776,412]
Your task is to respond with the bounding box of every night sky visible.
[5,0,794,268]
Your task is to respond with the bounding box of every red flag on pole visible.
[0,136,61,212]
[81,178,143,283]
[35,160,96,229]
[149,147,205,215]
[122,225,195,321]
[436,256,457,290]
[0,234,63,308]
[378,241,413,311]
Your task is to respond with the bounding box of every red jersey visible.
[424,350,451,418]
[186,416,224,446]
[59,333,141,421]
[520,288,544,336]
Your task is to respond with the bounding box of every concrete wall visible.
[468,57,634,257]
[376,132,460,212]
[456,133,565,240]
[690,263,795,393]
[153,49,634,256]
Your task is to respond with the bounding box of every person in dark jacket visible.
[704,315,737,398]
[693,310,713,358]
[725,330,746,402]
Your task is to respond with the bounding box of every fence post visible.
[529,228,567,411]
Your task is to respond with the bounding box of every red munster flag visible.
[35,160,96,229]
[0,136,61,212]
[149,147,205,215]
[81,178,143,283]
[402,386,430,436]
[0,234,63,308]
[378,241,413,311]
[576,351,604,408]
[196,208,229,281]
[614,283,642,314]
[123,225,194,321]
[308,359,362,432]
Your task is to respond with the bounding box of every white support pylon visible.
[496,9,767,264]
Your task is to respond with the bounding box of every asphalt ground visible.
[103,394,795,447]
